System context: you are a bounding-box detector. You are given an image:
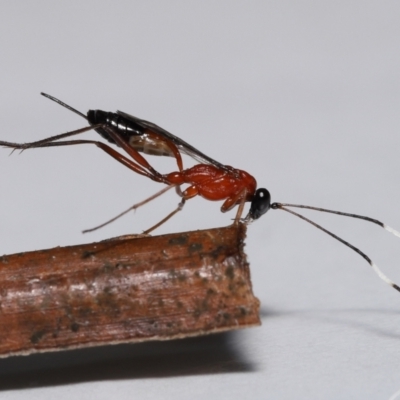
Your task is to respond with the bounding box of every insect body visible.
[167,164,257,210]
[0,93,399,294]
[88,108,267,220]
[8,93,265,223]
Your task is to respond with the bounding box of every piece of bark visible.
[0,223,260,358]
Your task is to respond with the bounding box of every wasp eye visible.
[249,188,271,219]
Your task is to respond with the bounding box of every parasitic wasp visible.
[1,93,400,294]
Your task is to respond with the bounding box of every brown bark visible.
[0,223,260,358]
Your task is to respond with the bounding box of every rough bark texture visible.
[0,223,260,358]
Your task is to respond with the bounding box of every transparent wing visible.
[117,110,228,171]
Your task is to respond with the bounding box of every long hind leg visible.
[84,184,186,234]
[0,125,102,149]
[1,139,166,182]
[142,185,187,234]
[83,184,177,233]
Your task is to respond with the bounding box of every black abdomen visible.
[87,109,145,145]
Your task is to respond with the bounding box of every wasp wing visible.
[117,111,227,171]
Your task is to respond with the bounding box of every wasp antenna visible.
[384,224,400,239]
[41,92,87,120]
[274,203,400,241]
[271,203,400,293]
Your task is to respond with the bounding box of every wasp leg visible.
[83,185,176,233]
[220,188,248,224]
[1,139,165,182]
[143,198,186,234]
[0,125,103,150]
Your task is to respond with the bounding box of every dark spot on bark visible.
[0,255,9,264]
[189,243,203,253]
[209,245,226,259]
[30,330,46,344]
[225,266,235,280]
[102,263,114,273]
[71,322,80,332]
[103,286,112,294]
[177,273,187,282]
[168,269,177,279]
[222,312,231,321]
[168,235,188,245]
[81,251,94,259]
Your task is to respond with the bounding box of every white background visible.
[0,2,400,399]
